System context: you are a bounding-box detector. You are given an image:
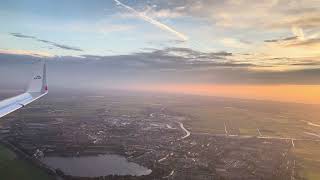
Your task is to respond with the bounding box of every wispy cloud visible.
[262,26,320,51]
[264,36,298,43]
[0,49,53,57]
[166,0,320,30]
[79,47,242,71]
[142,6,184,19]
[291,26,305,40]
[11,33,83,52]
[220,38,250,49]
[113,0,188,41]
[287,38,320,47]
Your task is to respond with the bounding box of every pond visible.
[41,154,152,177]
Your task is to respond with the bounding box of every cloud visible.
[0,49,53,57]
[143,7,184,19]
[113,0,188,41]
[264,36,298,43]
[291,26,305,40]
[50,43,82,51]
[220,38,250,49]
[2,51,320,88]
[160,0,320,31]
[271,17,320,29]
[148,47,234,62]
[44,45,318,73]
[10,33,83,52]
[287,38,320,47]
[262,26,320,50]
[79,47,245,72]
[11,33,36,39]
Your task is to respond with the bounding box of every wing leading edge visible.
[0,61,48,118]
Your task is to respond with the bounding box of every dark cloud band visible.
[10,33,83,52]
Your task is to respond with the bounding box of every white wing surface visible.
[0,61,48,118]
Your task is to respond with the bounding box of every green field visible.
[0,144,52,180]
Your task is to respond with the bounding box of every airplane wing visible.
[0,61,48,118]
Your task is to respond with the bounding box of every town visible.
[0,91,299,180]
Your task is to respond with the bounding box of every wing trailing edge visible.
[0,61,48,118]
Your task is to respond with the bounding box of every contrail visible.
[113,0,188,41]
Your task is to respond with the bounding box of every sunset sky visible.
[1,0,320,104]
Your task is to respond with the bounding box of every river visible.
[177,121,191,139]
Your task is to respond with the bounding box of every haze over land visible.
[1,90,320,179]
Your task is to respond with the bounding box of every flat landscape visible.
[0,143,53,180]
[0,90,319,179]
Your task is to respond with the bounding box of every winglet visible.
[0,61,48,118]
[27,61,48,94]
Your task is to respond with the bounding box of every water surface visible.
[41,154,152,177]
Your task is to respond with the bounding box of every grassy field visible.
[293,141,320,180]
[168,97,320,180]
[0,144,52,180]
[170,99,320,139]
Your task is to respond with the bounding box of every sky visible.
[1,0,320,104]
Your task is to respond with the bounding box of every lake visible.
[41,154,152,177]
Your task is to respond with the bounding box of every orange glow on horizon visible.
[129,84,320,104]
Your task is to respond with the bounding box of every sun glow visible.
[130,84,320,104]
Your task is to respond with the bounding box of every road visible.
[177,122,191,140]
[224,122,228,135]
[304,132,320,138]
[192,132,320,142]
[158,154,170,162]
